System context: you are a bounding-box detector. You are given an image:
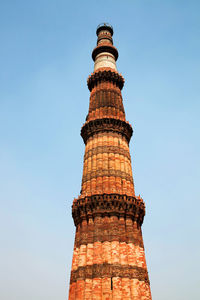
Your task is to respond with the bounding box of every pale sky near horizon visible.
[0,1,200,299]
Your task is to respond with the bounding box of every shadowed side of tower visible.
[68,23,152,300]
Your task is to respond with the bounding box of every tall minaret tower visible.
[68,23,152,300]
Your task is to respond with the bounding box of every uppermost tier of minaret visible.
[96,23,113,46]
[92,23,118,72]
[96,23,114,36]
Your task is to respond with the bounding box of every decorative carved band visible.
[81,169,133,184]
[70,263,150,284]
[87,70,124,91]
[84,146,131,161]
[81,118,133,144]
[75,234,143,249]
[72,193,145,227]
[92,45,119,61]
[74,225,144,249]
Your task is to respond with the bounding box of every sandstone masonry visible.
[68,23,152,300]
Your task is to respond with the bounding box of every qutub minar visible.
[68,24,152,299]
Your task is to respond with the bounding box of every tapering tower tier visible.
[68,23,152,300]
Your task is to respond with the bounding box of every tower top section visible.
[92,23,118,71]
[96,23,113,36]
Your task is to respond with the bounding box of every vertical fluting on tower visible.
[68,23,152,300]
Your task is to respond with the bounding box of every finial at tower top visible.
[96,23,113,36]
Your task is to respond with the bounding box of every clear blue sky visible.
[0,1,199,299]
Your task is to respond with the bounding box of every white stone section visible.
[94,52,117,71]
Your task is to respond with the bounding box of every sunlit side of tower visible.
[68,24,152,300]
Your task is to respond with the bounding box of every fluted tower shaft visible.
[68,24,152,300]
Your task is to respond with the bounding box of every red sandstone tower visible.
[68,24,152,300]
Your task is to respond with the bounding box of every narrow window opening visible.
[111,277,113,290]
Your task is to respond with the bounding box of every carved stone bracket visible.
[87,69,124,91]
[81,118,133,144]
[72,193,145,227]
